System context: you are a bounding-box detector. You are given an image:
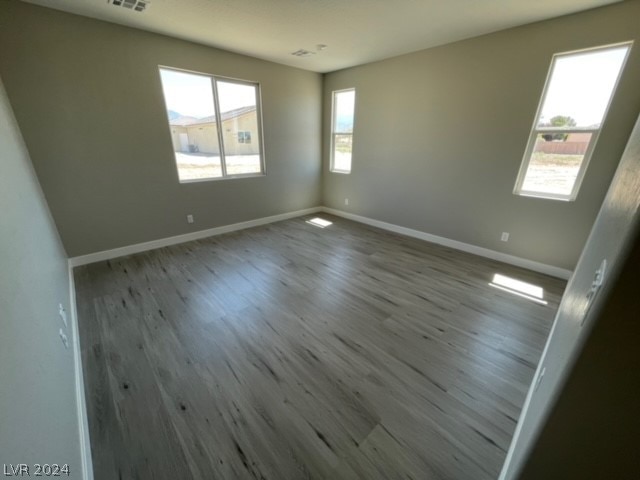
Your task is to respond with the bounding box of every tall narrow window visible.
[514,43,631,200]
[159,67,264,183]
[331,88,355,173]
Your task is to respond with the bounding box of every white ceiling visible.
[22,0,621,73]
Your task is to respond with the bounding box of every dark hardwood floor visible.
[74,215,566,480]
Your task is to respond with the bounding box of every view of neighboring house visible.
[168,105,259,156]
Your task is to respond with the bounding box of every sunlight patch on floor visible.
[489,273,548,305]
[306,217,333,228]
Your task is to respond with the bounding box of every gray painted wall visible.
[0,1,322,257]
[323,1,640,271]
[518,223,640,479]
[0,78,82,476]
[500,112,640,479]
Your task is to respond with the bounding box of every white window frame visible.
[514,42,632,201]
[158,66,266,183]
[330,88,356,174]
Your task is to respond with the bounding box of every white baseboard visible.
[69,207,322,267]
[68,265,94,480]
[68,204,571,280]
[320,207,572,280]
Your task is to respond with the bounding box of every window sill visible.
[179,172,266,184]
[514,191,575,202]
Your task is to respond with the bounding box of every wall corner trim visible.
[321,207,573,280]
[69,207,323,267]
[68,263,94,480]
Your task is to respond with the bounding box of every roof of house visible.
[169,115,199,126]
[169,105,256,127]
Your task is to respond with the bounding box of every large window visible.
[514,43,631,201]
[158,67,264,183]
[331,88,355,173]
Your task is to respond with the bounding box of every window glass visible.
[159,68,264,182]
[331,89,355,173]
[515,43,631,200]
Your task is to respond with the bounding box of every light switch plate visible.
[59,303,68,328]
[582,259,607,325]
[59,328,69,349]
[534,367,546,392]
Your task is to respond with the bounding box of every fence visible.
[535,139,589,155]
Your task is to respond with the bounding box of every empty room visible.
[1,0,639,479]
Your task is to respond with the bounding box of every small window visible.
[514,43,631,201]
[158,67,264,182]
[237,131,251,144]
[331,88,355,173]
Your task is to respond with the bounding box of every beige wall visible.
[0,77,84,477]
[185,124,219,154]
[221,112,261,156]
[0,0,322,257]
[323,1,640,271]
[175,112,261,156]
[170,126,188,153]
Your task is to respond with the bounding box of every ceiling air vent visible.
[109,0,150,12]
[291,49,316,58]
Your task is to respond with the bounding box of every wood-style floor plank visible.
[75,215,565,479]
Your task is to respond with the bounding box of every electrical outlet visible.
[187,214,194,224]
[59,328,69,349]
[345,198,349,206]
[58,303,67,328]
[501,232,509,242]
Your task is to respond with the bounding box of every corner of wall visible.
[68,263,94,480]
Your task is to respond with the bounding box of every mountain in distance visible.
[336,114,354,132]
[167,109,200,126]
[167,110,181,120]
